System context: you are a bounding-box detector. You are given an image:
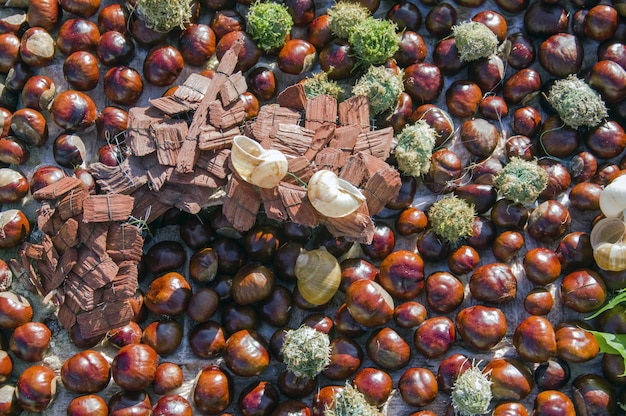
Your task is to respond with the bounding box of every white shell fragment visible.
[230,135,288,189]
[599,175,626,218]
[307,169,366,218]
[590,217,626,271]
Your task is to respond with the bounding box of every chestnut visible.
[0,168,28,204]
[111,343,158,391]
[345,280,394,327]
[560,269,606,313]
[9,321,51,362]
[188,321,226,358]
[247,67,277,102]
[398,367,438,407]
[216,31,262,73]
[425,3,456,37]
[535,358,570,390]
[538,33,583,77]
[26,0,59,31]
[0,210,30,249]
[0,34,19,74]
[179,24,216,66]
[67,394,108,416]
[145,240,186,274]
[22,75,56,112]
[19,27,56,68]
[97,3,129,33]
[60,0,100,18]
[395,207,428,236]
[414,316,455,358]
[145,272,192,316]
[513,316,557,363]
[10,108,48,146]
[259,285,292,327]
[533,390,575,415]
[455,305,507,350]
[104,66,143,106]
[187,287,219,323]
[231,263,275,305]
[393,301,427,329]
[445,80,482,118]
[152,395,192,416]
[60,350,111,393]
[387,175,418,210]
[479,95,508,120]
[469,263,517,304]
[0,351,11,384]
[57,18,100,56]
[153,362,184,395]
[353,367,393,407]
[210,9,245,39]
[585,120,626,160]
[362,223,395,261]
[425,271,463,314]
[366,327,409,371]
[142,319,183,356]
[524,288,554,316]
[50,90,97,132]
[106,321,142,348]
[143,45,185,87]
[15,364,56,412]
[193,365,231,414]
[555,321,599,363]
[437,353,471,393]
[96,30,135,67]
[223,329,269,377]
[524,1,568,36]
[95,106,128,142]
[404,62,443,104]
[503,68,542,104]
[460,118,498,159]
[278,39,317,75]
[108,390,151,416]
[433,38,465,75]
[53,133,87,168]
[394,31,427,67]
[484,358,533,401]
[131,14,168,47]
[588,60,626,104]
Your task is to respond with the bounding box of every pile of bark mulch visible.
[10,176,142,339]
[90,39,403,244]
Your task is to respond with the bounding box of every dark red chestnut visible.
[19,27,55,68]
[0,209,30,249]
[179,24,216,66]
[9,321,50,362]
[108,390,151,416]
[484,358,533,401]
[145,272,192,316]
[216,31,262,73]
[152,362,184,395]
[67,394,108,416]
[398,367,438,407]
[247,66,277,101]
[404,62,443,104]
[53,133,87,168]
[57,18,100,56]
[455,305,507,350]
[0,34,19,75]
[10,108,48,146]
[503,68,542,105]
[231,263,275,305]
[15,364,56,412]
[393,301,427,329]
[193,365,231,414]
[50,90,97,132]
[0,168,28,204]
[424,3,456,37]
[95,106,128,141]
[353,367,393,407]
[188,321,226,358]
[538,33,583,78]
[469,263,517,304]
[446,80,482,118]
[96,31,135,66]
[106,321,142,349]
[366,327,409,371]
[142,319,183,356]
[279,39,317,75]
[145,240,186,274]
[97,3,129,33]
[223,329,270,377]
[111,343,158,391]
[513,316,557,363]
[104,66,143,106]
[414,316,455,358]
[143,45,184,87]
[524,288,554,316]
[61,350,110,393]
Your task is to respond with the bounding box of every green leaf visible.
[586,288,626,319]
[588,330,626,376]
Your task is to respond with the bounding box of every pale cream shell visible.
[599,175,626,218]
[590,217,626,271]
[230,135,288,189]
[307,170,366,218]
[295,248,341,306]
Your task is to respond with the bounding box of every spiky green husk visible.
[451,362,492,416]
[348,17,400,66]
[394,120,438,177]
[247,1,294,52]
[352,65,404,116]
[327,2,370,39]
[494,157,548,205]
[324,383,382,416]
[452,21,498,62]
[302,72,344,100]
[546,75,608,129]
[135,0,192,32]
[281,325,331,379]
[428,195,475,243]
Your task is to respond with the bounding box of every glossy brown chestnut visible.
[67,394,108,416]
[223,329,269,377]
[492,230,524,262]
[222,303,259,334]
[0,350,12,384]
[259,285,292,327]
[479,95,508,120]
[20,27,55,68]
[104,66,143,106]
[425,148,462,193]
[97,3,129,33]
[324,336,363,379]
[524,288,554,316]
[404,62,443,104]
[469,263,517,304]
[60,0,100,18]
[95,106,128,141]
[21,75,56,113]
[533,390,575,416]
[142,319,183,356]
[278,39,317,75]
[398,367,438,407]
[425,271,464,314]
[152,362,184,396]
[26,0,59,31]
[556,231,594,273]
[0,168,28,204]
[151,394,192,416]
[145,272,192,316]
[352,367,392,407]
[108,390,151,416]
[491,199,529,230]
[560,269,606,313]
[210,9,245,39]
[0,34,19,75]
[106,321,142,349]
[586,120,626,160]
[247,66,276,101]
[394,31,427,67]
[468,55,505,93]
[512,106,542,138]
[143,45,184,87]
[513,316,557,363]
[345,280,394,327]
[238,380,279,416]
[96,30,135,66]
[424,3,456,37]
[15,364,56,412]
[210,236,246,274]
[50,90,97,132]
[9,321,50,362]
[311,385,342,416]
[523,247,561,285]
[111,343,158,391]
[433,38,465,75]
[53,133,87,168]
[538,33,583,78]
[186,287,219,323]
[436,353,470,393]
[366,327,409,371]
[377,249,424,300]
[216,31,262,73]
[555,321,599,363]
[456,305,507,350]
[395,207,428,236]
[0,210,30,249]
[460,117,498,158]
[393,301,427,329]
[503,68,542,105]
[231,263,275,305]
[414,316,455,358]
[57,18,100,56]
[445,80,482,118]
[61,350,110,393]
[10,108,48,146]
[179,24,216,67]
[589,60,626,104]
[145,240,186,274]
[484,358,533,401]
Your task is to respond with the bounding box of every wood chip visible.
[128,186,172,224]
[89,157,148,195]
[57,303,77,330]
[126,107,161,156]
[76,300,134,338]
[82,194,134,223]
[339,154,366,187]
[96,261,138,303]
[73,248,118,289]
[321,203,375,244]
[208,99,246,129]
[220,71,247,106]
[303,123,335,161]
[149,73,212,114]
[277,83,307,110]
[148,95,193,116]
[354,127,394,160]
[168,166,227,188]
[152,118,188,166]
[278,182,318,227]
[32,177,83,200]
[338,95,370,133]
[77,220,108,259]
[64,274,96,311]
[36,202,57,234]
[284,157,314,185]
[197,149,231,179]
[359,157,401,215]
[305,95,337,131]
[269,124,315,157]
[141,152,172,192]
[314,147,348,173]
[51,217,79,253]
[259,186,288,222]
[106,223,143,263]
[330,125,360,154]
[57,187,88,221]
[223,176,260,232]
[41,247,76,293]
[198,124,240,151]
[252,105,301,142]
[159,183,218,214]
